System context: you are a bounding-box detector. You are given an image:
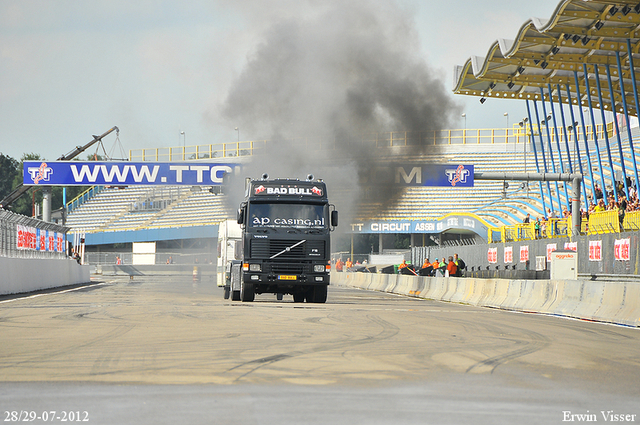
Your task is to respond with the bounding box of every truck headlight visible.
[249,264,262,272]
[314,264,325,273]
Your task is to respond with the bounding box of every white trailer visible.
[216,219,243,300]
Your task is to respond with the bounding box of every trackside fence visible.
[0,209,69,259]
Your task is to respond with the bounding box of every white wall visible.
[0,257,90,295]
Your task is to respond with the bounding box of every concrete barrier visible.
[615,283,640,327]
[331,272,640,327]
[1,257,90,295]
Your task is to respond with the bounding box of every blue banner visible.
[363,164,474,187]
[23,161,239,186]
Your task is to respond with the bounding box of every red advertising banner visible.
[16,225,37,250]
[614,238,631,261]
[589,240,602,261]
[520,245,529,263]
[504,246,513,264]
[488,247,498,264]
[564,242,577,251]
[546,243,557,262]
[16,226,63,252]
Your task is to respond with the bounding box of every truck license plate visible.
[278,275,297,280]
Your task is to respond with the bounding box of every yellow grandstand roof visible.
[453,0,640,117]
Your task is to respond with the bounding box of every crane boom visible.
[0,126,119,209]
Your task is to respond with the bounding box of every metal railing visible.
[489,210,640,242]
[0,209,69,259]
[129,122,618,161]
[67,185,106,214]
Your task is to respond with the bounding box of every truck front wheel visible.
[307,285,327,303]
[240,280,255,302]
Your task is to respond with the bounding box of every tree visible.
[0,153,19,202]
[8,153,43,216]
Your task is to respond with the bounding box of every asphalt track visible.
[0,275,639,424]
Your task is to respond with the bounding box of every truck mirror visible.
[331,210,338,227]
[237,207,244,224]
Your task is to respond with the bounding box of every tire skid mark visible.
[465,326,551,374]
[429,314,551,374]
[0,323,135,370]
[224,314,399,382]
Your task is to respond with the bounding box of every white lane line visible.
[0,281,112,304]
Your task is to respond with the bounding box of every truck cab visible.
[234,175,338,303]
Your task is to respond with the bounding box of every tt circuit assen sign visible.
[23,161,238,186]
[348,214,490,240]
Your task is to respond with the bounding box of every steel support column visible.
[593,64,618,202]
[564,84,589,205]
[615,51,633,198]
[525,99,548,214]
[573,71,598,204]
[625,39,640,193]
[605,63,630,200]
[540,87,564,212]
[533,100,555,213]
[582,64,608,200]
[547,84,571,211]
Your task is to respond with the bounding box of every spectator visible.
[446,256,457,277]
[619,196,627,229]
[335,258,344,272]
[453,254,465,277]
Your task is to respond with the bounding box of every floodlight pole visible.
[474,172,583,237]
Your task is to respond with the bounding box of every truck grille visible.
[271,263,305,274]
[250,239,325,259]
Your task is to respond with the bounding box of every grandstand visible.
[63,1,640,266]
[64,119,639,252]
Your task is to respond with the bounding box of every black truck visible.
[232,174,338,303]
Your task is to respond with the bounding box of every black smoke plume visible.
[219,0,459,225]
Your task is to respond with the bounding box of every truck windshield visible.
[248,203,327,229]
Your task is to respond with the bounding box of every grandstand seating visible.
[65,131,640,236]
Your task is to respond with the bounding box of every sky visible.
[0,0,564,162]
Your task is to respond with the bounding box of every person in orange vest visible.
[419,257,433,276]
[446,256,457,277]
[398,259,408,270]
[335,258,344,272]
[345,258,353,270]
[432,258,440,270]
[433,258,445,277]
